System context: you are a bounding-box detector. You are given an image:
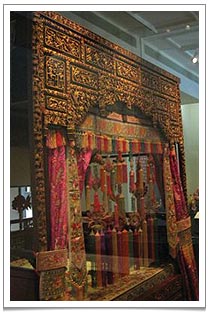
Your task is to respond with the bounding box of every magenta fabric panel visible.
[169,149,189,220]
[48,145,68,250]
[169,147,199,300]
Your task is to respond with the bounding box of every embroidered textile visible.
[48,144,68,250]
[67,143,87,290]
[168,145,199,300]
[163,146,179,258]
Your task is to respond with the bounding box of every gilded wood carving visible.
[32,11,187,252]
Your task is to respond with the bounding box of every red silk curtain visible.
[164,144,199,300]
[47,130,68,250]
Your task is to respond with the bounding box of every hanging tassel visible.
[137,141,141,154]
[103,136,108,153]
[95,231,102,287]
[142,220,149,267]
[140,196,145,221]
[105,156,113,196]
[96,135,102,151]
[101,135,105,153]
[138,227,143,267]
[122,162,128,184]
[115,138,119,153]
[105,228,113,284]
[89,230,96,288]
[122,139,127,153]
[146,141,151,154]
[107,173,112,196]
[107,137,112,153]
[116,151,123,184]
[118,193,125,216]
[147,215,155,264]
[133,229,140,270]
[112,228,119,282]
[116,163,123,185]
[131,196,136,212]
[119,138,123,153]
[114,203,119,229]
[121,229,129,276]
[111,168,116,195]
[137,159,144,194]
[129,158,135,193]
[146,162,150,183]
[153,216,159,263]
[112,138,116,154]
[128,229,134,270]
[103,183,108,212]
[93,192,101,212]
[132,140,136,154]
[117,230,122,277]
[85,185,91,211]
[100,166,105,192]
[100,230,107,287]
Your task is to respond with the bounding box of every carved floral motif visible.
[116,59,140,83]
[70,64,98,90]
[46,95,68,112]
[45,56,66,92]
[85,44,114,73]
[45,25,81,59]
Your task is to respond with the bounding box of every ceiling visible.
[59,11,199,105]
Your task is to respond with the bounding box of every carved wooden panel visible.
[70,64,99,90]
[44,25,81,59]
[45,56,66,92]
[141,70,160,92]
[161,77,177,98]
[116,59,140,83]
[46,95,68,113]
[85,44,114,73]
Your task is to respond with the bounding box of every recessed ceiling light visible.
[186,24,190,30]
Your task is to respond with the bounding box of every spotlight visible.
[191,49,199,64]
[192,56,198,64]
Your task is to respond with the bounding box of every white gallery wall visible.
[181,103,199,195]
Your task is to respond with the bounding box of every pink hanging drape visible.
[47,130,68,250]
[164,144,199,300]
[77,148,93,195]
[169,146,199,300]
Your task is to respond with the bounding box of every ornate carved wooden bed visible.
[10,11,198,302]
